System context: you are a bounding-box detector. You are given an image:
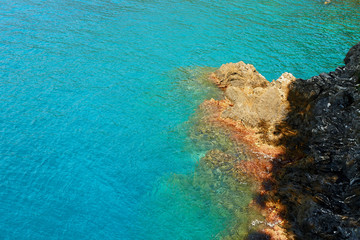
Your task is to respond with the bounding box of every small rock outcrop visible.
[207,42,360,239]
[211,61,296,145]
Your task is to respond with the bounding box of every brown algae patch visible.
[183,100,276,239]
[182,65,294,239]
[169,66,290,239]
[192,98,290,239]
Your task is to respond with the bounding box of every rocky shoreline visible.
[199,42,360,239]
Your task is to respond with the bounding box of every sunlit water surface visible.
[1,0,360,239]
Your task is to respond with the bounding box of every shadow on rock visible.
[268,42,360,239]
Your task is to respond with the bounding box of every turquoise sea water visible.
[1,0,360,239]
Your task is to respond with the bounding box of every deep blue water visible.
[1,0,359,239]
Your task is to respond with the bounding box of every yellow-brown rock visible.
[211,62,296,145]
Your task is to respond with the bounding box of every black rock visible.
[272,42,360,239]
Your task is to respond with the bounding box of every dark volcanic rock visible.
[273,43,360,239]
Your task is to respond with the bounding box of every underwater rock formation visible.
[206,42,360,239]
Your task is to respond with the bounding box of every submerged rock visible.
[208,42,360,239]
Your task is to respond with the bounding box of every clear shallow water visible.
[1,0,359,239]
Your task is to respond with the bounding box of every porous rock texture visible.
[210,43,360,239]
